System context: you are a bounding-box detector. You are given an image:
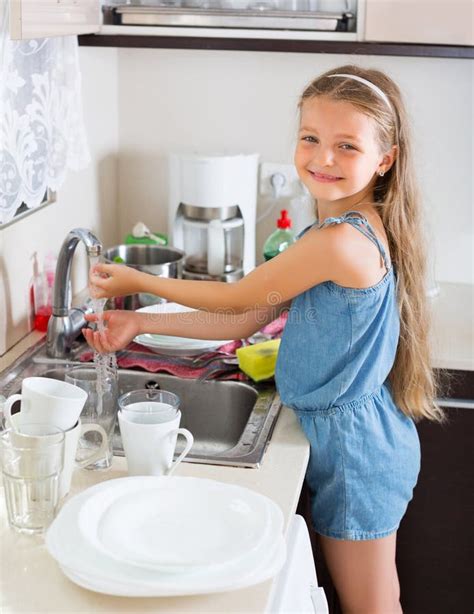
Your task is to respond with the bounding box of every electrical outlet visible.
[259,163,300,198]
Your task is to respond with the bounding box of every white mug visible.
[4,377,87,432]
[120,400,178,425]
[118,409,193,477]
[11,414,109,498]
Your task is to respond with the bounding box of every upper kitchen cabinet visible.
[9,0,473,56]
[364,0,474,46]
[9,0,100,40]
[10,0,360,42]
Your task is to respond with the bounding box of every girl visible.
[84,65,443,613]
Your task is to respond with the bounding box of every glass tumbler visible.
[65,367,118,470]
[0,424,65,534]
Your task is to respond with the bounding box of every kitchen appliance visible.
[181,208,245,279]
[103,1,356,34]
[169,153,259,281]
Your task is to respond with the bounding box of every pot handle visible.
[207,219,226,277]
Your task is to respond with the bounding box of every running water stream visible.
[88,255,118,409]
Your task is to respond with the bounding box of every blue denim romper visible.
[275,210,421,541]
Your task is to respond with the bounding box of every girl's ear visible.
[378,145,398,174]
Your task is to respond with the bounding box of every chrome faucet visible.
[46,228,102,358]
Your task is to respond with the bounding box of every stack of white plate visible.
[133,303,234,356]
[45,476,286,597]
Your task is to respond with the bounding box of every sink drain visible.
[144,380,161,390]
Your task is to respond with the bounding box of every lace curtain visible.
[0,2,90,225]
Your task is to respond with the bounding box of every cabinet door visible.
[364,0,474,46]
[9,0,100,40]
[396,400,474,613]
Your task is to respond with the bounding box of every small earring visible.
[378,170,385,177]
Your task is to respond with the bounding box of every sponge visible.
[236,339,281,382]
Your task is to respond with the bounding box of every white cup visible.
[4,377,87,432]
[60,420,109,498]
[11,414,109,499]
[118,409,193,477]
[120,401,178,425]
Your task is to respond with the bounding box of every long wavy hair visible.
[298,64,444,422]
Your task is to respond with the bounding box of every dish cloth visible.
[79,312,288,381]
[79,341,244,381]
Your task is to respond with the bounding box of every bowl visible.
[103,244,184,277]
[102,245,185,309]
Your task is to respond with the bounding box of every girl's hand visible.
[89,263,147,299]
[82,311,142,353]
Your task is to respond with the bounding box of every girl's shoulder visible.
[310,211,392,289]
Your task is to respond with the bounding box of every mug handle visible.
[166,428,194,476]
[3,394,22,429]
[75,423,109,469]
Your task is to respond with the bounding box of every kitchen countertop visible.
[0,405,309,613]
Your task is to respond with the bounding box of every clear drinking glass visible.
[0,424,65,534]
[65,367,118,470]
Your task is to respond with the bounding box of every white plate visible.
[134,334,231,354]
[136,302,195,316]
[77,476,276,571]
[45,477,286,597]
[134,304,233,356]
[59,538,286,597]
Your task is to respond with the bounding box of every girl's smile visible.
[308,169,344,182]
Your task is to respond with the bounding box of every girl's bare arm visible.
[137,300,291,340]
[83,300,291,353]
[91,224,356,313]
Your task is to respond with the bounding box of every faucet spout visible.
[52,228,102,317]
[46,228,102,358]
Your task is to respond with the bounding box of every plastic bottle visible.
[33,253,56,332]
[263,209,295,261]
[287,188,316,236]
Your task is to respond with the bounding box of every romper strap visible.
[318,210,390,271]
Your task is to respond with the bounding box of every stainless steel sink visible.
[0,338,281,467]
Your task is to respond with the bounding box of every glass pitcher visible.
[182,215,244,277]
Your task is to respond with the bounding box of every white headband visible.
[328,73,392,110]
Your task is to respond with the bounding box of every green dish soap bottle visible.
[263,209,295,261]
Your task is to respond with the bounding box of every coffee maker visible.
[168,153,259,281]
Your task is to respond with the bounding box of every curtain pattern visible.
[0,3,90,224]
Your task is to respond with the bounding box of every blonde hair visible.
[299,65,444,422]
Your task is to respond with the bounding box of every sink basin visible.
[0,339,281,467]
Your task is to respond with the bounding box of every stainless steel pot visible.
[103,244,185,309]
